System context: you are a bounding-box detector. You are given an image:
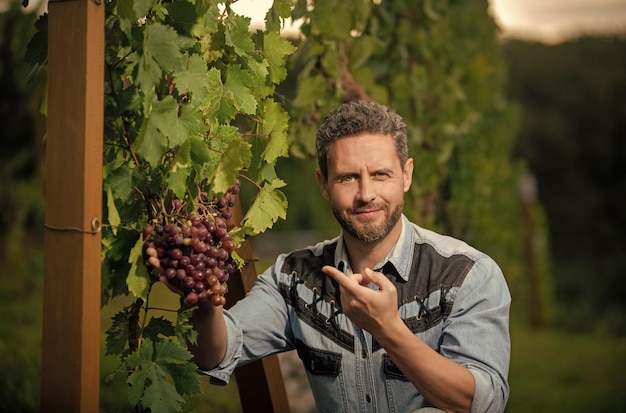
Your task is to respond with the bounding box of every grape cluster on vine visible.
[142,180,241,307]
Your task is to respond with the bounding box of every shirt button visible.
[366,394,372,403]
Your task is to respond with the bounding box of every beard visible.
[331,201,403,243]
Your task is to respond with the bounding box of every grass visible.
[506,324,626,412]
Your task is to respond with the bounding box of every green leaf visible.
[294,73,327,108]
[127,235,150,301]
[174,54,209,103]
[106,163,134,204]
[242,179,288,235]
[134,0,156,19]
[145,22,183,71]
[202,67,237,123]
[263,31,296,84]
[212,137,252,195]
[143,316,176,342]
[116,0,137,26]
[176,307,198,346]
[265,0,293,32]
[165,0,197,35]
[189,135,212,173]
[105,186,121,236]
[137,22,183,89]
[225,64,257,115]
[168,167,190,200]
[151,96,186,148]
[126,339,200,412]
[260,99,290,163]
[135,115,168,168]
[24,13,47,66]
[224,14,255,57]
[105,310,129,356]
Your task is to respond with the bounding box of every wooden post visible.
[41,0,104,411]
[227,205,290,412]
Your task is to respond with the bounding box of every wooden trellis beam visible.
[41,0,104,411]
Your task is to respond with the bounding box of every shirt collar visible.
[334,214,413,281]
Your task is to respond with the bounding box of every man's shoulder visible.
[279,238,339,274]
[406,219,487,262]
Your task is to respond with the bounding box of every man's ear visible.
[316,168,330,201]
[403,158,414,192]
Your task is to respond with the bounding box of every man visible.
[183,101,511,412]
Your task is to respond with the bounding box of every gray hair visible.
[316,101,409,179]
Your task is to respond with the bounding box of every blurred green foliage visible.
[506,38,626,334]
[0,2,44,410]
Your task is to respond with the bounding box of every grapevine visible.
[143,180,241,307]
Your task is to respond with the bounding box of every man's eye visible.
[341,176,355,182]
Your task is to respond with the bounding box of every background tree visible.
[505,37,626,334]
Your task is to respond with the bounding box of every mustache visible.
[348,203,384,214]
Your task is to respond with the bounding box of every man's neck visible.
[342,222,402,274]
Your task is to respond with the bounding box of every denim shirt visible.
[201,215,511,413]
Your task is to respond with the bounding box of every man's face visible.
[317,133,413,243]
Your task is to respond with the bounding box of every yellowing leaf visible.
[212,138,252,195]
[105,186,121,236]
[260,99,290,163]
[242,179,288,236]
[263,31,296,84]
[127,236,150,300]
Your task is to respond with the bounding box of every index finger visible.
[321,265,350,286]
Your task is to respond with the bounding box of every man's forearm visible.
[189,302,228,370]
[376,318,475,413]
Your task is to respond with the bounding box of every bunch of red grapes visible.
[142,180,240,307]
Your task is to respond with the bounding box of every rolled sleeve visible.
[197,254,294,385]
[443,256,511,413]
[197,310,243,385]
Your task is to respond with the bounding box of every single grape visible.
[184,292,199,307]
[142,224,153,240]
[165,268,176,279]
[210,295,226,306]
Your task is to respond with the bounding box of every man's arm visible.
[322,266,475,413]
[188,302,228,370]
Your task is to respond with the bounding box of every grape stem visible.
[238,173,262,191]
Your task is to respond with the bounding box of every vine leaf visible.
[263,31,297,84]
[225,64,257,114]
[176,307,198,346]
[127,236,150,301]
[265,0,293,32]
[106,310,130,356]
[138,22,183,89]
[174,54,210,102]
[212,138,252,195]
[242,178,288,236]
[203,67,237,123]
[224,14,255,57]
[126,339,200,413]
[135,114,168,167]
[106,186,121,236]
[152,96,203,148]
[260,98,290,163]
[143,316,176,343]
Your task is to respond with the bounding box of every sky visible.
[231,0,626,44]
[9,0,626,44]
[490,0,626,43]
